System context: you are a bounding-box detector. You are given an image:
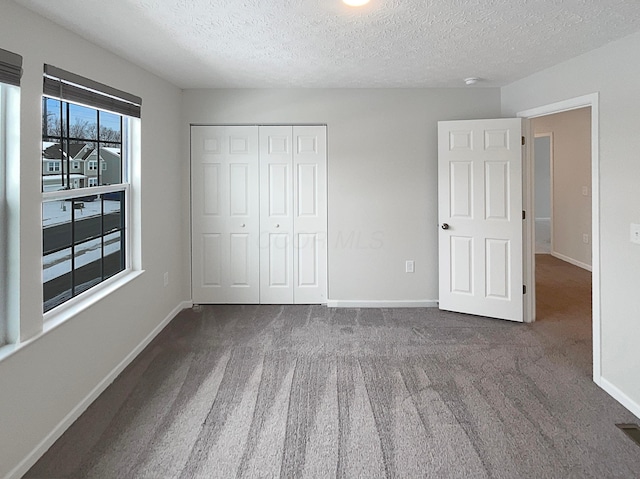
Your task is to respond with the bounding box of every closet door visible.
[191,126,259,303]
[259,126,294,304]
[293,126,327,304]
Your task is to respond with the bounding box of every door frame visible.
[517,92,601,383]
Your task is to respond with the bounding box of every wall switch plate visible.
[582,186,589,196]
[631,224,640,245]
[583,234,589,244]
[405,260,415,273]
[163,272,169,286]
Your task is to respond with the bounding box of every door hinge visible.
[522,210,526,220]
[522,136,526,146]
[523,285,527,294]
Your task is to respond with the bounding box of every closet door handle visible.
[275,224,280,228]
[241,223,246,228]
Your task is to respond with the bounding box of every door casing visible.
[517,93,601,383]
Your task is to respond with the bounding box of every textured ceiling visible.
[12,0,640,89]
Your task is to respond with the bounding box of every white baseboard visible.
[599,376,640,420]
[551,251,592,272]
[4,300,191,479]
[326,299,438,308]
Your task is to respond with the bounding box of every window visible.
[42,65,141,313]
[1,48,22,345]
[47,161,61,172]
[101,161,107,171]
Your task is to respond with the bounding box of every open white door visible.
[438,119,524,322]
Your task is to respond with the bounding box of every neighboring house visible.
[42,143,118,190]
[83,147,120,185]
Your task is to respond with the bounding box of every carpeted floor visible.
[26,257,640,478]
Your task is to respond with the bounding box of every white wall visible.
[182,89,501,303]
[533,108,592,267]
[0,2,187,478]
[502,31,640,417]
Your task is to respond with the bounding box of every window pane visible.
[103,191,124,234]
[99,111,121,142]
[99,144,122,185]
[103,231,124,279]
[43,97,62,138]
[43,247,72,313]
[68,103,97,140]
[74,238,102,295]
[43,199,72,255]
[43,199,73,312]
[73,198,101,244]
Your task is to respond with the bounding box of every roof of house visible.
[43,143,93,161]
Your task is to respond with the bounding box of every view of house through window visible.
[42,97,128,313]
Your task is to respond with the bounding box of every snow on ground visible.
[43,198,121,227]
[42,196,124,301]
[43,232,122,282]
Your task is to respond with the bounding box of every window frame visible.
[41,99,132,316]
[0,83,7,345]
[40,64,140,320]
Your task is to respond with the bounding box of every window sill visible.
[0,269,144,364]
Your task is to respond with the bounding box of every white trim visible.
[516,93,598,119]
[326,299,438,308]
[550,251,593,272]
[3,300,191,479]
[42,182,127,201]
[43,269,142,326]
[0,270,144,363]
[600,377,640,420]
[517,91,601,383]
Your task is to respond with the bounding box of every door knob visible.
[241,223,245,228]
[276,224,280,228]
[441,223,450,230]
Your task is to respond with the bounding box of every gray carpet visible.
[25,279,640,477]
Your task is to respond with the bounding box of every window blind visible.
[0,48,23,87]
[43,64,141,118]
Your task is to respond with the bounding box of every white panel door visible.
[438,119,523,322]
[191,126,259,303]
[259,126,294,304]
[293,126,327,304]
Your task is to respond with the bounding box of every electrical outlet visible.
[582,234,589,244]
[163,272,169,287]
[406,260,415,273]
[631,224,640,245]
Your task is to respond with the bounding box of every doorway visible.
[518,94,601,381]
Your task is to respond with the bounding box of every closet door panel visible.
[293,126,327,304]
[191,125,259,303]
[259,126,294,304]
